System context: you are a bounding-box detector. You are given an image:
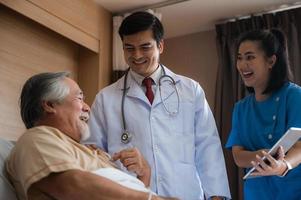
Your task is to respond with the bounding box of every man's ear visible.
[41,101,56,114]
[158,39,164,54]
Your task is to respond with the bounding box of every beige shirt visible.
[6,126,115,200]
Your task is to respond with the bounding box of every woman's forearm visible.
[232,146,266,168]
[284,141,301,168]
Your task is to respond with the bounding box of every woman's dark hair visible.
[118,11,164,46]
[236,29,292,94]
[20,72,70,129]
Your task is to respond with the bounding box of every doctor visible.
[86,11,231,200]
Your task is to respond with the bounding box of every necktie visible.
[142,77,154,104]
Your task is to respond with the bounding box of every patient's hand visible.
[112,147,151,187]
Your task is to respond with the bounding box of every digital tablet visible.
[243,127,301,180]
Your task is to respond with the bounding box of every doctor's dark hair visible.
[20,72,70,129]
[236,29,292,94]
[118,11,164,46]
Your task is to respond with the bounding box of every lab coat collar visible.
[115,72,149,104]
[116,65,181,106]
[160,65,181,83]
[152,65,180,106]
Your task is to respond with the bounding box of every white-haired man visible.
[6,72,177,200]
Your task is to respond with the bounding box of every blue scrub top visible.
[226,82,301,200]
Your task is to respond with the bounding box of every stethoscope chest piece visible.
[121,131,132,144]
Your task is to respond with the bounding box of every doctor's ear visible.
[41,101,56,114]
[158,40,164,54]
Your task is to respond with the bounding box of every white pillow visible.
[0,138,18,200]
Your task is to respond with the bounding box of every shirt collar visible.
[129,65,162,86]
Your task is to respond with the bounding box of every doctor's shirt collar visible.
[130,65,162,86]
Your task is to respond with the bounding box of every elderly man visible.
[6,72,176,200]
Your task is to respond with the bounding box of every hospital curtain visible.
[111,10,162,83]
[112,15,128,82]
[214,6,301,200]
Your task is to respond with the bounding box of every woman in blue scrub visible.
[226,29,301,200]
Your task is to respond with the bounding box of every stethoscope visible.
[121,64,180,144]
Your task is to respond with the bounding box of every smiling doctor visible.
[85,11,231,200]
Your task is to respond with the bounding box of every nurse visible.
[86,11,230,200]
[226,29,301,200]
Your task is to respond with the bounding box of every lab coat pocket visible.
[174,162,202,200]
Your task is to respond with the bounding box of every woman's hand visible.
[250,146,287,177]
[232,146,269,168]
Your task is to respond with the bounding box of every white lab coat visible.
[86,66,231,200]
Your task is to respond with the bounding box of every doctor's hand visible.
[251,146,287,177]
[112,147,151,187]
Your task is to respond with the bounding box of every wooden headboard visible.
[0,1,112,140]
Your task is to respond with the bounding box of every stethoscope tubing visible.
[159,74,179,116]
[120,64,179,144]
[121,68,131,132]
